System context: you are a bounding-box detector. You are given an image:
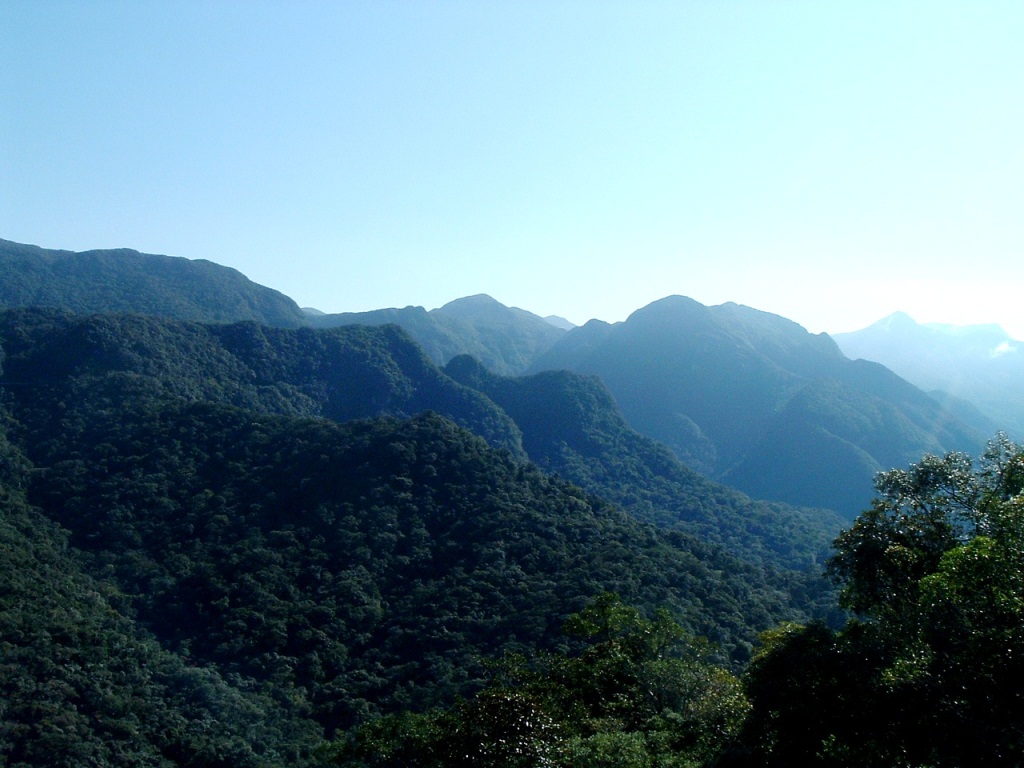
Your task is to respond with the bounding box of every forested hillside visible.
[0,239,306,327]
[444,354,843,578]
[1,307,826,763]
[307,293,565,375]
[0,308,524,458]
[1,239,997,521]
[1,240,569,377]
[2,238,1023,766]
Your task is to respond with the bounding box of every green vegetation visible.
[0,238,306,327]
[728,434,1024,766]
[0,309,821,762]
[0,418,321,766]
[444,355,844,582]
[2,246,1021,766]
[332,592,749,767]
[0,308,524,457]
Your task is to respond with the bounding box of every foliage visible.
[0,307,813,761]
[729,435,1024,766]
[0,307,525,457]
[332,593,749,767]
[0,420,320,766]
[22,398,794,727]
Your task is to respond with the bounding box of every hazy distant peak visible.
[301,307,326,316]
[923,320,1010,339]
[862,312,1012,341]
[436,294,503,312]
[626,295,710,324]
[544,315,576,330]
[991,341,1019,358]
[873,311,919,330]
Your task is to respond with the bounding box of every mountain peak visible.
[436,294,504,313]
[626,295,711,326]
[873,311,919,330]
[544,315,576,330]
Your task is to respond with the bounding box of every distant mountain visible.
[307,294,565,374]
[543,314,576,330]
[529,296,992,517]
[833,312,1024,438]
[0,238,307,327]
[3,236,992,519]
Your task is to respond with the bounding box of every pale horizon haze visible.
[3,2,1023,338]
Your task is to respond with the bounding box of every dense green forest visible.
[2,242,1022,765]
[2,239,996,518]
[0,309,816,764]
[0,238,306,328]
[444,354,843,577]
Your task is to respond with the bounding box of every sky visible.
[3,1,1023,337]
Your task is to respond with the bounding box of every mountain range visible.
[833,311,1024,438]
[304,293,566,376]
[527,297,993,516]
[1,237,1001,518]
[1,235,1014,763]
[0,295,833,763]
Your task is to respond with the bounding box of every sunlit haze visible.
[3,2,1022,337]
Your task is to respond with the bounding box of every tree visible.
[731,434,1024,767]
[332,593,749,767]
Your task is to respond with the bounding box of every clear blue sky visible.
[3,2,1023,337]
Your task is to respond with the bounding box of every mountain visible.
[0,238,993,519]
[529,296,992,517]
[307,293,565,374]
[0,313,824,759]
[0,307,837,586]
[833,312,1024,438]
[0,239,567,374]
[0,405,324,766]
[0,238,308,327]
[0,307,524,459]
[444,354,844,576]
[543,314,576,330]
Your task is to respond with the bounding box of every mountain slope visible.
[0,308,524,458]
[1,371,811,740]
[0,414,323,766]
[307,294,565,374]
[530,296,990,517]
[833,312,1024,437]
[444,354,844,575]
[0,238,307,327]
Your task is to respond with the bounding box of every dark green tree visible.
[333,593,749,767]
[730,434,1024,766]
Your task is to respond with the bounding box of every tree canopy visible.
[333,592,749,768]
[731,434,1024,766]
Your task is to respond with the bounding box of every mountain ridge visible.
[530,295,992,516]
[0,238,307,328]
[834,312,1024,437]
[0,237,1003,516]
